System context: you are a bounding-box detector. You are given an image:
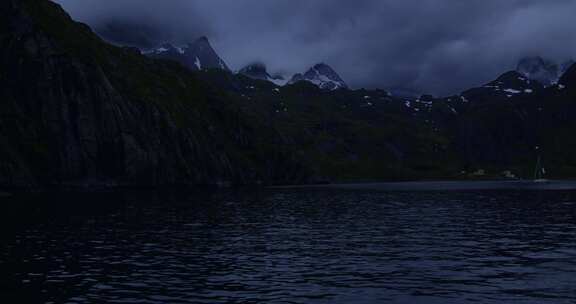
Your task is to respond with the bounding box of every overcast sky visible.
[55,0,576,95]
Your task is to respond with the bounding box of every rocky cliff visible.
[0,0,310,188]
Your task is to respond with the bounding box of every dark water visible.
[2,189,576,303]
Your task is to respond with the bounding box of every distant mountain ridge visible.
[459,70,545,104]
[239,63,287,86]
[237,62,348,91]
[142,38,348,91]
[145,36,230,72]
[113,30,576,95]
[290,63,348,90]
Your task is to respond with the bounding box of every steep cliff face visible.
[0,0,310,188]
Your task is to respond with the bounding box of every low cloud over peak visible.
[55,0,576,95]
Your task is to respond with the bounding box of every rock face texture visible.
[0,0,309,188]
[290,63,348,90]
[146,37,230,72]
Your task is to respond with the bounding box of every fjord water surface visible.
[1,189,576,303]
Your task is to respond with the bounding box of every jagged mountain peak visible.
[145,36,229,72]
[516,56,573,86]
[289,63,347,90]
[184,36,229,71]
[239,63,287,86]
[187,36,213,52]
[239,63,271,81]
[486,70,543,93]
[240,62,268,74]
[459,70,544,104]
[312,62,336,73]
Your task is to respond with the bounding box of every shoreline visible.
[269,180,576,191]
[3,180,576,194]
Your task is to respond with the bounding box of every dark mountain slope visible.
[178,57,576,179]
[0,0,310,188]
[428,66,576,177]
[196,69,462,181]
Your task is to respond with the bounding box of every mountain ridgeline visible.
[145,40,348,91]
[0,0,310,188]
[2,0,576,189]
[239,63,287,86]
[145,37,230,72]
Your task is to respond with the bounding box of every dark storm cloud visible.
[54,0,576,95]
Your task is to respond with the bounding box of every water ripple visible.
[2,190,576,303]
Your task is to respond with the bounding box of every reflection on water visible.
[1,190,576,303]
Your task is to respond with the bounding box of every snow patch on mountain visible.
[239,63,288,86]
[144,37,230,72]
[289,63,348,91]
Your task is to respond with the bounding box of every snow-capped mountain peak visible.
[516,56,573,87]
[290,63,348,90]
[144,37,230,72]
